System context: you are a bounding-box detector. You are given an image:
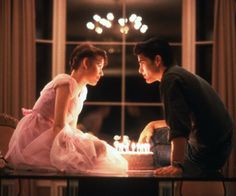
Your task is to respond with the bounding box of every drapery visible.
[0,0,36,119]
[212,0,236,175]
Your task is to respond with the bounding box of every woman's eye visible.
[98,64,103,68]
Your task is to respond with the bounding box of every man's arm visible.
[171,137,186,165]
[138,120,168,143]
[154,137,186,175]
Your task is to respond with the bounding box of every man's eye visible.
[140,62,145,66]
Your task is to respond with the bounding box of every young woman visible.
[5,44,128,173]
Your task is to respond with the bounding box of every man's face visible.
[137,54,160,83]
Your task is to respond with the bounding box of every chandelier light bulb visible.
[129,14,137,22]
[99,18,112,28]
[118,18,125,26]
[120,26,129,34]
[120,27,124,34]
[99,18,107,26]
[134,21,142,30]
[87,13,148,35]
[95,26,103,34]
[140,24,148,33]
[86,22,95,30]
[106,21,112,28]
[135,16,142,23]
[93,14,101,22]
[107,12,114,21]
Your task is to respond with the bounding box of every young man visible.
[134,37,233,177]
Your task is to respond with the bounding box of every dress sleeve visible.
[79,86,88,102]
[161,74,191,141]
[53,74,77,98]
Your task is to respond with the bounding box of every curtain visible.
[212,0,236,175]
[0,0,36,119]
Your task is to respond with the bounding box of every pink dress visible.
[5,74,128,173]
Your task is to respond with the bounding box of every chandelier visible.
[86,12,148,34]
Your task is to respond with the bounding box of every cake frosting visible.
[120,152,154,170]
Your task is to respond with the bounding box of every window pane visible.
[126,0,182,42]
[125,106,164,141]
[126,44,137,74]
[36,43,52,98]
[36,0,53,39]
[172,45,182,66]
[196,0,214,41]
[196,45,212,83]
[67,0,122,41]
[79,105,121,143]
[126,76,161,102]
[86,76,121,102]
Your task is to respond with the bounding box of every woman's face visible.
[86,56,105,86]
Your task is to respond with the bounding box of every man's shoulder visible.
[162,66,184,82]
[165,65,189,76]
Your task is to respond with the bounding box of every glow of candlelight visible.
[131,142,136,152]
[113,141,119,151]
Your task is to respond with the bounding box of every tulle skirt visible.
[6,113,128,174]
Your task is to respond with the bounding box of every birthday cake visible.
[113,135,154,170]
[120,152,154,170]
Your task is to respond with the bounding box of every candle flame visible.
[114,140,151,153]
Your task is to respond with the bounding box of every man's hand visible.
[154,165,183,175]
[138,120,167,143]
[138,122,155,143]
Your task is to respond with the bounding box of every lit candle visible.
[113,141,119,151]
[131,142,136,152]
[141,144,145,153]
[124,143,129,152]
[136,143,140,153]
[117,143,122,152]
[113,135,121,141]
[145,143,149,152]
[121,143,126,152]
[146,143,150,152]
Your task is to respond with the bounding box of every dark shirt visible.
[160,65,233,148]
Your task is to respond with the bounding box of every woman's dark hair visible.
[133,37,175,67]
[69,44,108,70]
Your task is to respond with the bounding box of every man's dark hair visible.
[134,37,175,67]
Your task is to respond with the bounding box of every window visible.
[35,0,53,97]
[35,0,214,144]
[196,0,214,83]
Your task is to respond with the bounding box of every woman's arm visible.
[70,116,79,130]
[53,85,71,137]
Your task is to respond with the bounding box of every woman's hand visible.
[94,140,107,157]
[52,125,64,139]
[0,156,7,169]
